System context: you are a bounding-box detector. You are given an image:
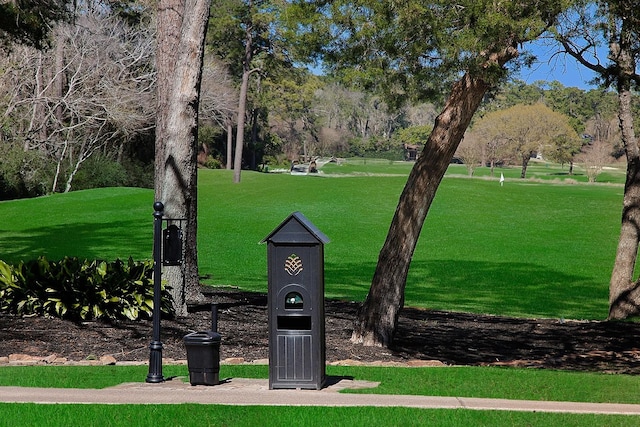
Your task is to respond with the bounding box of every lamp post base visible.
[146,341,164,383]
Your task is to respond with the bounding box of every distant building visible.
[403,144,420,161]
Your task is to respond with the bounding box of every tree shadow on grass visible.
[327,259,608,320]
[325,259,640,372]
[0,220,152,262]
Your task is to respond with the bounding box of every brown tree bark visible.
[351,47,518,347]
[155,0,211,316]
[351,73,491,346]
[154,0,183,201]
[556,5,640,320]
[226,119,233,170]
[608,35,640,319]
[233,65,250,182]
[520,152,535,179]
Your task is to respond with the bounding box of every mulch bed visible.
[2,288,640,373]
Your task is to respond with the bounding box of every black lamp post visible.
[146,201,165,383]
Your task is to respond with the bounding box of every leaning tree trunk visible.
[351,72,492,347]
[156,0,211,316]
[609,76,640,319]
[232,13,254,184]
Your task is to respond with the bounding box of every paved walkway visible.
[1,377,640,415]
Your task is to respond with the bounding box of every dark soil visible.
[2,287,640,374]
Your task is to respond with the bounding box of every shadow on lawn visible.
[0,220,151,262]
[327,259,607,321]
[190,288,640,374]
[392,307,640,373]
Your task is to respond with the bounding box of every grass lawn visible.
[0,365,639,426]
[193,165,626,320]
[1,403,636,427]
[0,157,636,427]
[0,160,628,320]
[2,364,640,405]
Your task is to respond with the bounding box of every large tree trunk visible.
[608,55,640,319]
[350,73,492,347]
[155,0,183,201]
[155,0,211,316]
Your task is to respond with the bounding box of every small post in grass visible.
[146,201,165,383]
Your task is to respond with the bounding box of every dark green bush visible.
[72,155,129,190]
[0,257,173,321]
[72,155,153,190]
[121,157,154,188]
[0,144,52,200]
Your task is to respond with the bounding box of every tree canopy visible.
[473,103,579,178]
[0,0,73,48]
[286,0,567,108]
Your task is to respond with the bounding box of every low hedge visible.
[0,257,173,321]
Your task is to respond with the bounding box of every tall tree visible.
[207,0,277,182]
[472,104,578,178]
[155,0,211,316]
[455,132,483,176]
[289,0,569,346]
[578,139,614,182]
[264,69,321,160]
[555,1,640,319]
[233,1,257,182]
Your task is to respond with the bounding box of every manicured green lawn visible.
[199,167,622,320]
[0,187,153,262]
[0,365,639,426]
[1,365,639,405]
[0,161,628,320]
[1,404,636,427]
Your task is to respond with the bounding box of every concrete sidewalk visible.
[1,377,640,415]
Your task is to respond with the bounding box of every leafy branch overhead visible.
[0,0,73,48]
[285,0,569,107]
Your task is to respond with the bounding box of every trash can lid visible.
[183,331,221,344]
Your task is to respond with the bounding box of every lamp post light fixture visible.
[146,201,165,383]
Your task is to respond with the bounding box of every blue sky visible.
[308,41,603,91]
[515,42,600,90]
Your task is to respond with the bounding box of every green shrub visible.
[121,157,154,188]
[0,257,173,321]
[72,156,129,190]
[0,144,52,200]
[72,155,153,190]
[202,155,223,169]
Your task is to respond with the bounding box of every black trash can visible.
[183,331,221,386]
